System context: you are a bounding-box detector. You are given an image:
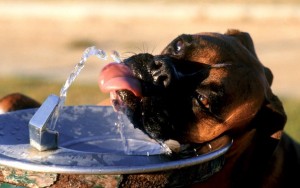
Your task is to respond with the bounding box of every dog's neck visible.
[196,128,280,187]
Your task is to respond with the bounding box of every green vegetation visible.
[281,98,300,143]
[0,76,109,106]
[0,76,299,142]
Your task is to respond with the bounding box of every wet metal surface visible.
[29,94,59,151]
[0,106,232,174]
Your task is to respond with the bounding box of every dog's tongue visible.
[98,62,142,98]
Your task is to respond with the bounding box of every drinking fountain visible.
[0,46,233,187]
[0,97,232,173]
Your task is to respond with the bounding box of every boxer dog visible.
[99,29,300,187]
[1,29,300,187]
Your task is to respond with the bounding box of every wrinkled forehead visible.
[161,32,269,95]
[162,33,239,64]
[162,32,264,73]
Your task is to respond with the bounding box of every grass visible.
[281,98,300,143]
[0,76,109,106]
[1,76,300,143]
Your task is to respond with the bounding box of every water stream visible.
[48,46,108,131]
[46,46,133,153]
[46,46,170,155]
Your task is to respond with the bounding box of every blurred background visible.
[0,0,299,140]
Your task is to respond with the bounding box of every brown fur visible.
[179,30,300,187]
[0,93,40,113]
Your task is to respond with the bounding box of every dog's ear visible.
[259,93,287,138]
[263,66,273,86]
[226,29,287,138]
[225,29,258,58]
[254,66,287,139]
[225,29,273,86]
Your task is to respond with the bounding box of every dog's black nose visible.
[123,54,178,91]
[152,56,179,88]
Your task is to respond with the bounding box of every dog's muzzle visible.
[99,53,212,144]
[99,54,184,140]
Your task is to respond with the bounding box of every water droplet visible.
[111,50,122,63]
[96,50,107,60]
[159,142,172,155]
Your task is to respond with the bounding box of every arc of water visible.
[111,50,122,63]
[45,46,171,155]
[48,46,108,131]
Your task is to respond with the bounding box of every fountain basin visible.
[0,106,232,175]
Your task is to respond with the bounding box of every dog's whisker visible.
[136,43,150,54]
[122,51,138,59]
[150,45,157,55]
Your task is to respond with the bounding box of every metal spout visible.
[29,94,59,151]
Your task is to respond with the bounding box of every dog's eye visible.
[174,40,184,54]
[196,94,210,109]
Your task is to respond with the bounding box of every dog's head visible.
[99,29,286,146]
